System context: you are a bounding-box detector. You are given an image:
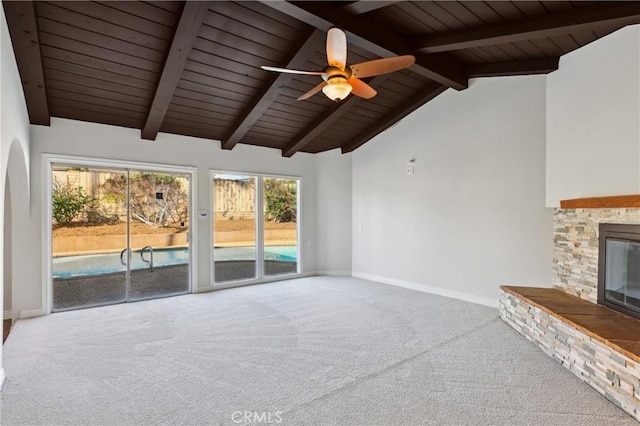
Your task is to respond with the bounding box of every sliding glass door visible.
[212,174,257,283]
[127,171,190,302]
[51,164,191,311]
[263,177,298,277]
[52,167,128,310]
[212,173,299,284]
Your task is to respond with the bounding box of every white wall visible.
[352,76,554,306]
[314,149,352,274]
[1,5,32,386]
[546,25,640,207]
[0,10,30,178]
[24,118,352,315]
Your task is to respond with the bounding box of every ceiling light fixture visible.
[322,77,352,102]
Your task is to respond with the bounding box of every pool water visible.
[53,246,297,278]
[214,246,297,262]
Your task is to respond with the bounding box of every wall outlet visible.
[406,166,414,175]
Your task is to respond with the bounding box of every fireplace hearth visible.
[598,223,640,320]
[522,197,640,420]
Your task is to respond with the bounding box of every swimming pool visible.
[214,246,297,262]
[53,246,297,278]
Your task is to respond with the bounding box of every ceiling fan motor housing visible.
[322,66,353,81]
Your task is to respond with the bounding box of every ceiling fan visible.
[261,28,415,102]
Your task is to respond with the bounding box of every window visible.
[212,173,299,284]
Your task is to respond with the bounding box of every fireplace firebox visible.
[598,223,640,320]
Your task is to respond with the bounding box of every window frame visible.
[210,170,301,287]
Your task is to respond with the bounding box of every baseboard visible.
[0,368,5,391]
[351,272,498,308]
[19,308,45,319]
[313,270,351,277]
[3,310,11,320]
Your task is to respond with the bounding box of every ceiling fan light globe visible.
[322,82,352,102]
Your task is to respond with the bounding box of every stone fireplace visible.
[553,206,640,304]
[500,195,640,422]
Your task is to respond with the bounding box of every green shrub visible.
[52,179,93,225]
[264,179,297,223]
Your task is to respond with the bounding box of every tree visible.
[264,178,297,223]
[52,178,93,225]
[102,173,188,228]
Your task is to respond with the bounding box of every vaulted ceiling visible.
[4,1,640,156]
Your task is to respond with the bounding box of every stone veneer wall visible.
[500,290,640,421]
[553,208,640,303]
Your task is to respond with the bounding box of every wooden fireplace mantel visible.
[560,194,640,209]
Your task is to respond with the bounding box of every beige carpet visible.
[1,276,635,425]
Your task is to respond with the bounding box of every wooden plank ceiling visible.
[4,1,640,156]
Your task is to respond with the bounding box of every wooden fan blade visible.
[297,81,328,101]
[349,78,377,99]
[261,66,324,76]
[326,28,347,70]
[350,55,415,78]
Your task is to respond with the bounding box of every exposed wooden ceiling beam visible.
[261,1,468,90]
[413,2,640,53]
[282,75,389,157]
[341,1,400,15]
[342,82,447,154]
[221,28,323,150]
[466,58,560,78]
[3,1,50,126]
[141,1,210,140]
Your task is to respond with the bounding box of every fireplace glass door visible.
[598,223,640,319]
[604,239,640,310]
